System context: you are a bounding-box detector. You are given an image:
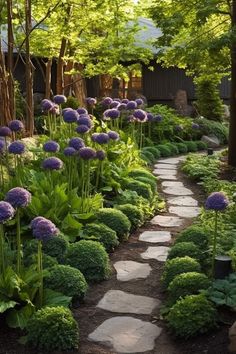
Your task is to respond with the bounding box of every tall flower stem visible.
[0,157,4,188]
[16,209,21,274]
[37,240,43,308]
[0,224,5,273]
[211,210,218,277]
[140,123,143,150]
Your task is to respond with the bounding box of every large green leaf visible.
[0,300,17,313]
[6,304,35,329]
[43,289,71,308]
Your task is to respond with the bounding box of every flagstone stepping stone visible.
[154,163,177,170]
[161,181,184,187]
[169,206,201,218]
[139,231,171,243]
[114,261,152,281]
[158,174,177,180]
[167,196,198,206]
[151,215,184,227]
[153,169,177,176]
[88,316,162,353]
[141,246,170,262]
[163,186,193,196]
[159,157,186,164]
[97,290,160,314]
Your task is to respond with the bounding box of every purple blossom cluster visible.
[93,133,110,145]
[42,157,63,170]
[31,216,59,241]
[79,147,96,160]
[63,109,79,123]
[96,150,106,160]
[0,201,15,223]
[133,109,147,122]
[103,109,120,120]
[0,126,11,137]
[205,192,229,211]
[5,187,31,209]
[108,131,119,140]
[64,147,77,156]
[0,140,5,153]
[77,107,88,115]
[9,120,24,132]
[8,141,25,155]
[86,97,97,106]
[43,140,60,153]
[69,137,85,150]
[53,95,67,105]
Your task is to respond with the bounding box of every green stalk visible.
[0,224,5,273]
[38,240,43,308]
[211,211,218,277]
[140,123,143,150]
[16,209,21,274]
[95,161,101,190]
[0,157,4,188]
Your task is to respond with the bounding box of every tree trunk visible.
[0,40,11,125]
[25,0,34,136]
[45,59,52,99]
[56,38,67,94]
[7,0,15,120]
[229,0,236,166]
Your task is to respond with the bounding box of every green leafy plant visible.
[123,179,153,200]
[174,142,188,154]
[156,144,172,157]
[167,294,217,338]
[195,140,207,150]
[115,203,144,230]
[175,225,209,249]
[26,306,79,351]
[184,141,198,152]
[134,176,157,194]
[165,142,179,155]
[140,150,155,163]
[65,240,111,282]
[142,146,161,159]
[167,242,202,262]
[128,168,157,182]
[207,273,236,308]
[182,154,220,181]
[195,117,228,144]
[80,223,119,252]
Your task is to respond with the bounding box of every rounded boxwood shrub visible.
[96,208,131,241]
[165,142,179,155]
[161,256,201,288]
[175,142,188,154]
[116,203,144,230]
[42,236,68,263]
[141,150,155,163]
[184,141,198,152]
[128,169,157,182]
[156,144,172,157]
[167,242,201,262]
[166,294,217,338]
[123,180,153,200]
[167,272,212,305]
[196,140,207,150]
[26,306,79,351]
[134,176,157,194]
[142,146,161,159]
[81,223,119,252]
[65,240,110,282]
[25,252,58,268]
[175,226,209,249]
[44,265,88,300]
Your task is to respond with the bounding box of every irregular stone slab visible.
[169,206,201,218]
[161,181,184,187]
[158,174,177,180]
[139,231,171,243]
[153,169,177,176]
[151,215,184,227]
[201,135,220,148]
[114,261,152,281]
[229,321,236,353]
[97,290,160,314]
[163,186,193,196]
[154,163,177,170]
[168,196,198,206]
[159,157,186,164]
[88,316,162,353]
[141,246,170,262]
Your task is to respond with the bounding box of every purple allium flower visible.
[147,113,154,122]
[95,133,110,145]
[30,216,47,229]
[126,100,137,110]
[96,150,106,161]
[8,141,25,155]
[114,98,121,102]
[133,109,147,122]
[0,140,5,153]
[192,123,200,129]
[64,147,77,156]
[118,103,127,111]
[5,187,31,208]
[41,99,54,112]
[77,115,93,128]
[0,201,15,223]
[153,114,163,122]
[102,97,113,106]
[135,98,144,106]
[86,97,97,106]
[91,133,99,142]
[205,192,229,211]
[175,125,183,132]
[110,101,120,108]
[43,140,60,153]
[69,137,85,151]
[77,107,88,115]
[31,217,59,241]
[53,95,67,105]
[63,109,79,123]
[62,107,73,115]
[9,120,24,132]
[103,109,120,120]
[42,157,63,170]
[79,147,96,160]
[76,125,90,134]
[0,126,11,137]
[49,104,59,115]
[108,130,119,140]
[121,99,129,104]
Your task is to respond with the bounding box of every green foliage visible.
[42,236,68,263]
[167,272,212,305]
[166,294,217,338]
[183,141,198,152]
[175,226,209,249]
[207,273,236,308]
[122,179,153,201]
[65,240,111,282]
[25,254,58,269]
[165,142,179,155]
[45,265,88,301]
[195,75,224,121]
[174,142,188,154]
[115,203,144,230]
[140,150,155,164]
[161,256,201,289]
[26,306,79,351]
[142,146,161,159]
[182,154,220,181]
[167,242,202,262]
[80,223,119,252]
[195,140,207,150]
[134,176,157,194]
[61,96,80,109]
[156,144,172,157]
[128,168,157,182]
[195,117,229,144]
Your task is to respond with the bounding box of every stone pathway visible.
[87,155,200,353]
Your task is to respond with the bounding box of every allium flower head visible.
[192,123,200,129]
[153,114,163,122]
[91,133,99,142]
[126,100,137,110]
[121,99,129,104]
[63,109,79,123]
[31,217,59,241]
[62,107,73,114]
[49,104,59,115]
[8,141,25,155]
[118,103,127,111]
[147,113,154,122]
[43,140,60,153]
[0,126,11,137]
[86,97,97,106]
[205,192,229,211]
[53,95,67,105]
[69,137,85,150]
[77,115,93,128]
[95,133,110,145]
[30,216,47,229]
[114,98,121,102]
[77,107,88,115]
[102,97,113,106]
[79,147,96,160]
[41,99,54,112]
[9,120,24,132]
[108,130,119,140]
[0,140,5,153]
[96,150,106,161]
[76,125,90,134]
[103,109,120,120]
[42,157,63,170]
[135,98,144,106]
[64,147,77,156]
[0,201,15,223]
[110,101,120,108]
[5,187,31,208]
[133,109,147,122]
